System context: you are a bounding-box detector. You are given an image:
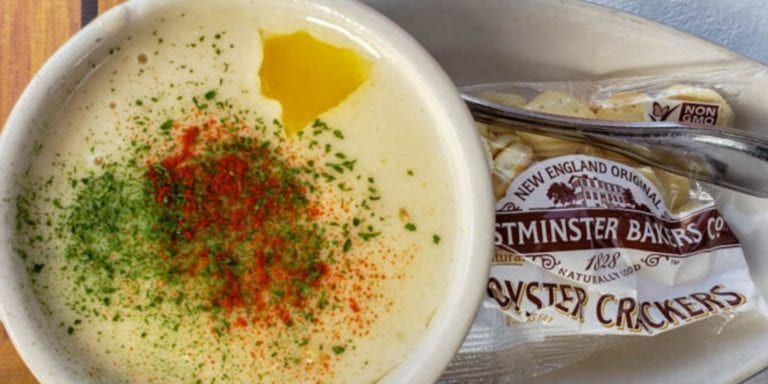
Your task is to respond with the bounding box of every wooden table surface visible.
[0,1,122,382]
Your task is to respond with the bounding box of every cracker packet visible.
[442,69,768,382]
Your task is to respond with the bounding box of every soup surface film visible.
[14,2,458,383]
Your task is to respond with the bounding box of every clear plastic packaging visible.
[441,67,768,382]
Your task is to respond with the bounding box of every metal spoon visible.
[462,93,768,197]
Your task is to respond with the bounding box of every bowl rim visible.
[0,0,494,383]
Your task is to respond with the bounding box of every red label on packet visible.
[485,155,764,335]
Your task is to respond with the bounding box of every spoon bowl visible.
[463,92,768,197]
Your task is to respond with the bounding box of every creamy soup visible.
[14,1,458,383]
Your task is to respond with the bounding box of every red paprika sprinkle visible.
[145,125,330,327]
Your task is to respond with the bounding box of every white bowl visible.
[0,1,494,382]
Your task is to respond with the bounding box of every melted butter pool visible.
[259,31,371,136]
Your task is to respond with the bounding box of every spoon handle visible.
[462,93,768,197]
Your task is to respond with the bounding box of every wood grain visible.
[97,0,123,14]
[1,326,36,384]
[0,2,122,382]
[0,0,80,129]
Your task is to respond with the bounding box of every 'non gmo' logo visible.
[679,102,719,125]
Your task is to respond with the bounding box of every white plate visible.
[362,0,768,382]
